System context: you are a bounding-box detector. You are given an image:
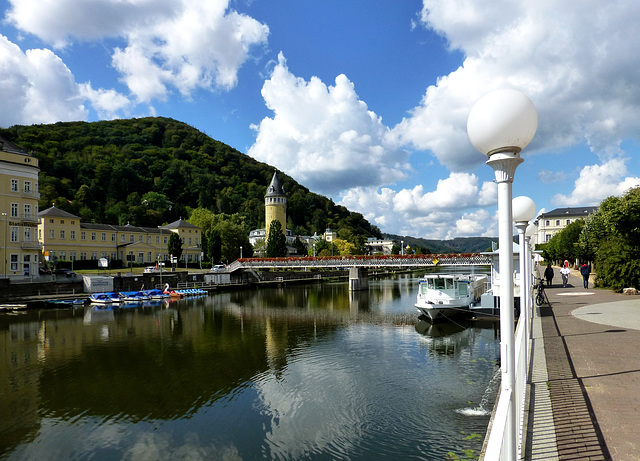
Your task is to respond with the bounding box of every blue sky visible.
[2,0,640,239]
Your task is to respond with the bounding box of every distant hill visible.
[0,117,380,245]
[383,234,496,254]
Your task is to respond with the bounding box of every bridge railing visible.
[228,254,491,270]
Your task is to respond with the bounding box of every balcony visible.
[21,240,42,250]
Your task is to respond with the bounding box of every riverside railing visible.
[481,280,534,460]
[227,253,492,271]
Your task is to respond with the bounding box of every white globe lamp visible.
[467,89,538,460]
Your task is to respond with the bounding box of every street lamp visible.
[467,88,538,461]
[2,212,7,278]
[240,246,243,259]
[513,196,536,371]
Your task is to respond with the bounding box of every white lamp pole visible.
[525,222,537,320]
[468,89,538,461]
[513,196,536,381]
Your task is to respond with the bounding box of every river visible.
[0,273,500,460]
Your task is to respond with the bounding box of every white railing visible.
[482,286,533,460]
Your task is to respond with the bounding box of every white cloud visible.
[248,53,411,196]
[393,0,640,173]
[552,158,640,206]
[79,84,131,119]
[6,0,269,102]
[339,172,496,239]
[0,35,88,125]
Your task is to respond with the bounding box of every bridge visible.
[227,253,492,271]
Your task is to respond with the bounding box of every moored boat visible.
[415,273,487,322]
[90,292,124,304]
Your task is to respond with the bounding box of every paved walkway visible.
[524,267,640,460]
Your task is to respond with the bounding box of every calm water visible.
[0,274,500,460]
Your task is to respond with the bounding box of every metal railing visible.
[227,253,492,271]
[482,279,534,460]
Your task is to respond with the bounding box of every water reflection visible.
[1,275,499,460]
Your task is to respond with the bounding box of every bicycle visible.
[535,278,547,306]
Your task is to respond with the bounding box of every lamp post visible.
[2,212,7,278]
[240,246,243,259]
[513,196,536,373]
[468,89,538,460]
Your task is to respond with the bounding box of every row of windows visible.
[6,203,38,219]
[9,179,38,194]
[46,251,200,263]
[39,229,199,246]
[544,219,571,226]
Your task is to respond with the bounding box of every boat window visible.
[458,282,468,296]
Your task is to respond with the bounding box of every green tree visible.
[168,232,183,262]
[266,220,288,257]
[578,187,640,290]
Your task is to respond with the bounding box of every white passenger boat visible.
[415,273,488,321]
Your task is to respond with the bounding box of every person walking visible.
[560,265,571,287]
[580,262,591,288]
[544,264,554,286]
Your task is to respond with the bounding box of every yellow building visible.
[0,136,41,278]
[38,206,202,267]
[264,171,287,241]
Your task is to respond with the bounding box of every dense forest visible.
[1,117,381,250]
[383,234,497,254]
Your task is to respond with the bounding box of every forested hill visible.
[1,117,380,242]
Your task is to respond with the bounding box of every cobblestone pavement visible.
[525,267,640,460]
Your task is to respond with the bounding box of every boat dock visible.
[523,267,640,460]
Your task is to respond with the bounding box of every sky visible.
[2,0,640,240]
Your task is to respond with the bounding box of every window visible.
[81,232,86,240]
[147,236,152,243]
[70,252,76,261]
[91,252,98,260]
[49,229,55,239]
[545,234,551,242]
[91,232,96,241]
[11,227,19,243]
[24,181,31,193]
[112,233,116,242]
[121,234,126,242]
[156,236,160,243]
[189,238,192,245]
[566,219,571,225]
[128,235,133,243]
[24,204,31,219]
[102,233,106,241]
[80,252,87,260]
[70,230,75,240]
[59,251,66,260]
[11,203,18,218]
[555,220,560,226]
[24,227,31,242]
[10,179,18,192]
[10,254,18,271]
[545,220,549,226]
[59,230,65,239]
[49,219,54,224]
[138,235,143,242]
[163,237,168,244]
[60,220,64,224]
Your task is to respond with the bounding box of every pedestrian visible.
[544,264,554,286]
[560,265,571,287]
[580,262,591,289]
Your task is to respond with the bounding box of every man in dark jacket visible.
[580,263,591,288]
[544,264,554,286]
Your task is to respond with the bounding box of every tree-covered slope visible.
[1,117,381,244]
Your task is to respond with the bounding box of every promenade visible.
[524,267,640,460]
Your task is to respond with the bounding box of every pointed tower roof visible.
[265,171,285,197]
